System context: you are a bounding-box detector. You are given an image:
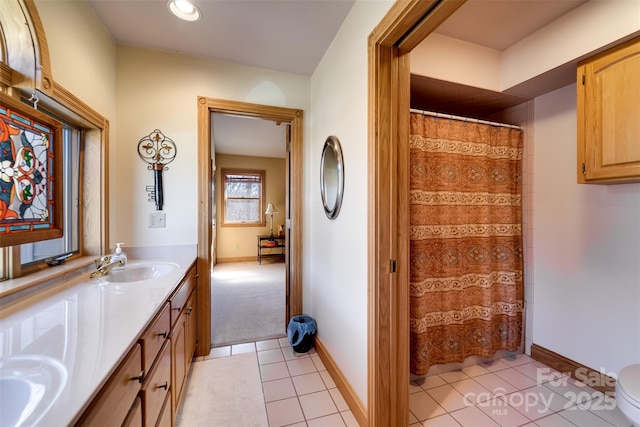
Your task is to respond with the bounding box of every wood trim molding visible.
[52,82,108,129]
[50,82,109,256]
[0,2,108,277]
[22,0,53,95]
[196,96,304,357]
[0,63,13,89]
[196,97,213,356]
[0,1,53,93]
[315,337,367,427]
[530,344,616,395]
[215,256,257,263]
[367,1,465,426]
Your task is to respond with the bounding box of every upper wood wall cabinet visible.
[577,37,640,184]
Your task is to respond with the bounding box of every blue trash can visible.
[287,315,317,353]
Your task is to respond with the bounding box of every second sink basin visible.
[104,262,178,283]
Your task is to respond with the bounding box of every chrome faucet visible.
[90,254,126,278]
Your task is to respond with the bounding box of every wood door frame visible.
[196,97,304,357]
[367,1,465,425]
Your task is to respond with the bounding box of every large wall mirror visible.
[320,136,344,219]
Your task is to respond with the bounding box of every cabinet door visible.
[578,37,640,183]
[171,311,187,423]
[186,291,197,365]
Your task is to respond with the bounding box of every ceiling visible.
[435,0,587,52]
[87,0,588,155]
[87,0,356,76]
[212,113,286,158]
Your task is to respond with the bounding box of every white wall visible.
[501,0,640,91]
[533,84,640,376]
[308,0,394,407]
[114,46,310,247]
[411,33,501,91]
[411,0,640,96]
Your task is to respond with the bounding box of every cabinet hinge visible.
[582,74,586,85]
[582,163,586,175]
[390,260,397,273]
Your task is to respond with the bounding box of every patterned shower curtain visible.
[409,112,524,376]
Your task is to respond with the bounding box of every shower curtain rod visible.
[410,109,523,130]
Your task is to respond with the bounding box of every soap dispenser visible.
[113,242,127,269]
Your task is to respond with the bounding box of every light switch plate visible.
[149,212,166,228]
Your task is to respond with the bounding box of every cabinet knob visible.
[173,306,181,312]
[132,371,145,383]
[158,330,168,338]
[186,307,193,315]
[158,381,168,390]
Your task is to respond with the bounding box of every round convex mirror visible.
[320,136,344,219]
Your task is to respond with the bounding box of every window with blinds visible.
[221,169,266,226]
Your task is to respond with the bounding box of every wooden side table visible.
[257,235,285,264]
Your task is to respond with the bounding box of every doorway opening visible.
[196,97,303,356]
[210,113,288,347]
[369,0,540,425]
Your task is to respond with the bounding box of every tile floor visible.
[199,337,359,427]
[409,353,631,427]
[198,341,632,427]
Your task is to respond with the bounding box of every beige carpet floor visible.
[211,261,286,347]
[175,353,268,427]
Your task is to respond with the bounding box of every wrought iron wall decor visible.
[137,129,177,211]
[0,93,63,247]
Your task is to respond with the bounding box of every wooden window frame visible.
[0,2,109,281]
[220,168,266,227]
[0,92,64,247]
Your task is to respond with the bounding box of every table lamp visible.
[265,203,278,237]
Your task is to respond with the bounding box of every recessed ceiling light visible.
[167,0,201,22]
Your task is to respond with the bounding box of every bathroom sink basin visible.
[104,262,178,283]
[0,355,67,427]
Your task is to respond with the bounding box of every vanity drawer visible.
[76,344,143,426]
[122,397,142,427]
[156,392,172,427]
[169,264,196,326]
[141,340,171,426]
[140,302,170,373]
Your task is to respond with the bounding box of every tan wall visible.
[215,154,286,260]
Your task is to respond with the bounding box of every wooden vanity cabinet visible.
[141,341,171,426]
[75,262,197,427]
[169,264,197,424]
[140,303,170,373]
[123,397,143,427]
[76,344,143,427]
[186,291,197,366]
[577,36,640,183]
[156,394,172,427]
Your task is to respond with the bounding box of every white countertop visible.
[0,252,197,427]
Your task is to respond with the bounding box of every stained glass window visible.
[0,94,63,246]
